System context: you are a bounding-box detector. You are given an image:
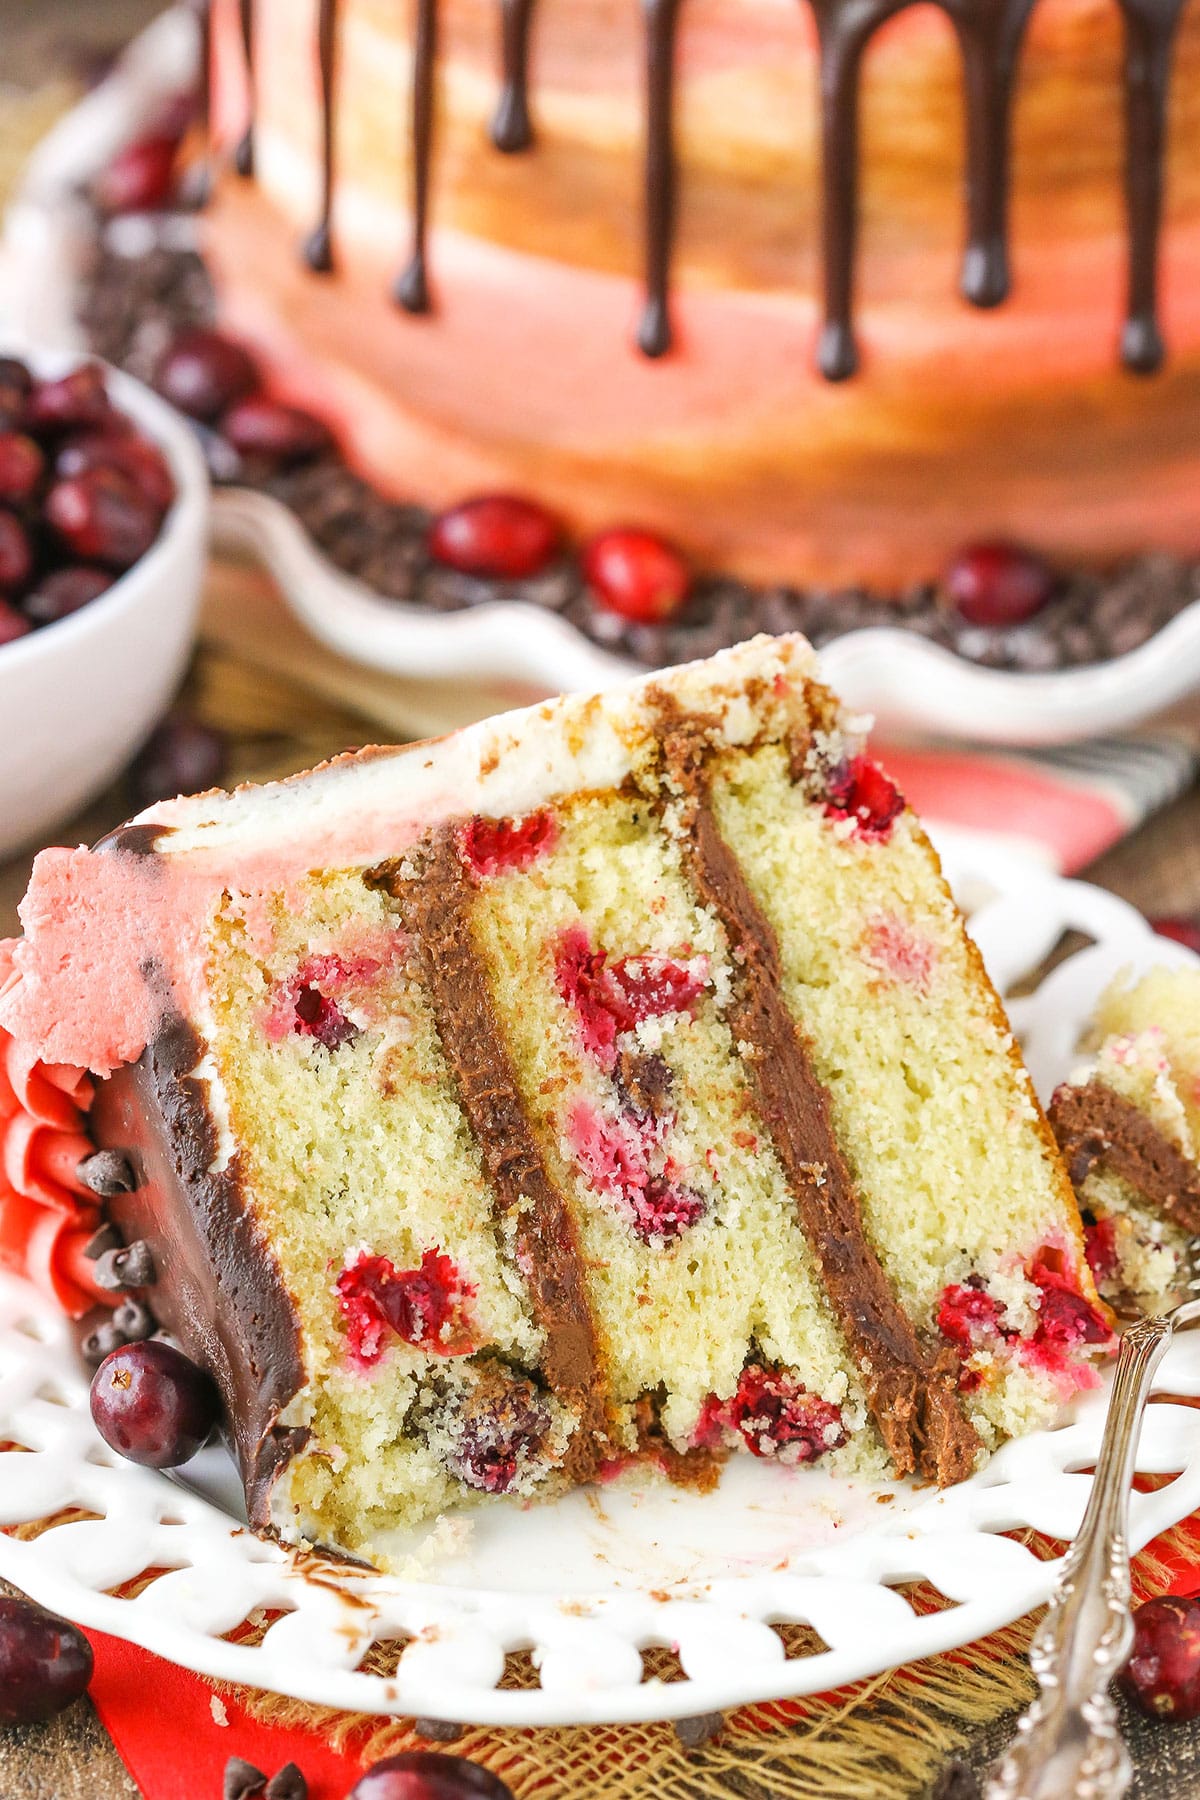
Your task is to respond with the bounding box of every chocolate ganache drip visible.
[302,0,340,273]
[393,0,438,314]
[217,0,1186,379]
[234,0,256,178]
[492,0,538,153]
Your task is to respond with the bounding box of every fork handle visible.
[983,1315,1174,1800]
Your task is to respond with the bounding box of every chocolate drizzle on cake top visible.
[393,0,438,314]
[302,0,339,273]
[207,0,1185,376]
[492,0,538,153]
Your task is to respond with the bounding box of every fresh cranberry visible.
[220,394,333,468]
[581,528,691,624]
[127,713,227,809]
[449,1381,551,1495]
[349,1751,515,1799]
[937,1280,1002,1353]
[44,468,160,570]
[0,599,31,644]
[459,810,558,877]
[1119,1594,1200,1721]
[290,982,357,1050]
[628,1177,706,1242]
[26,363,115,434]
[943,542,1057,628]
[0,511,33,593]
[22,565,114,626]
[93,133,179,213]
[1029,1257,1112,1351]
[337,1248,474,1365]
[154,327,258,422]
[555,926,709,1064]
[89,1339,219,1468]
[0,356,32,429]
[1150,916,1200,956]
[0,432,44,505]
[823,757,905,839]
[429,495,560,580]
[57,431,175,514]
[1083,1214,1119,1286]
[0,1592,93,1725]
[721,1366,847,1463]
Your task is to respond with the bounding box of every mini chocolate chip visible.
[223,1757,267,1800]
[92,1240,155,1292]
[414,1717,464,1741]
[81,1320,128,1366]
[112,1297,155,1341]
[82,1222,123,1261]
[930,1759,981,1800]
[674,1712,724,1749]
[77,1150,137,1197]
[264,1764,307,1800]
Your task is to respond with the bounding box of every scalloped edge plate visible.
[2,844,1200,1727]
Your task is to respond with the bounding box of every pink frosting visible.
[0,939,111,1319]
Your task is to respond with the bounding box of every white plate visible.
[4,6,1200,747]
[2,846,1199,1727]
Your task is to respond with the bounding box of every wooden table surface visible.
[5,6,1200,1793]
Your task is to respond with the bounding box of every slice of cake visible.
[1050,967,1200,1314]
[0,636,1110,1561]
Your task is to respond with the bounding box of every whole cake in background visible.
[194,0,1200,592]
[0,637,1114,1562]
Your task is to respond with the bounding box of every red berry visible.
[449,1380,552,1496]
[57,431,175,514]
[1083,1213,1119,1286]
[627,1177,706,1243]
[555,926,709,1065]
[45,468,161,570]
[220,394,333,468]
[27,363,115,435]
[0,432,44,505]
[1151,916,1200,956]
[720,1366,847,1463]
[429,494,559,580]
[154,327,258,422]
[1119,1594,1200,1721]
[337,1248,475,1366]
[0,511,33,593]
[822,757,905,839]
[22,565,113,626]
[89,1339,219,1469]
[0,356,32,430]
[349,1752,515,1799]
[0,599,31,645]
[128,713,227,809]
[0,1592,93,1725]
[937,1280,1002,1352]
[943,542,1057,628]
[581,527,690,624]
[93,133,179,214]
[459,810,558,877]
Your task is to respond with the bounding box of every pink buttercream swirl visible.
[0,938,111,1319]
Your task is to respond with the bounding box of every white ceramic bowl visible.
[0,349,209,859]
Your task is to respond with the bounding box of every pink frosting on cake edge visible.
[0,939,111,1319]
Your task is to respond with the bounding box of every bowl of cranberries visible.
[0,346,208,856]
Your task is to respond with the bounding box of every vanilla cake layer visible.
[1,637,1110,1559]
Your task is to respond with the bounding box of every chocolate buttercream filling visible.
[369,832,607,1480]
[1049,1078,1200,1235]
[655,711,979,1485]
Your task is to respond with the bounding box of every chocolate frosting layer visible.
[1049,1077,1200,1234]
[369,833,607,1480]
[656,709,979,1485]
[91,1016,308,1529]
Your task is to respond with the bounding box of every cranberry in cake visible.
[0,637,1111,1561]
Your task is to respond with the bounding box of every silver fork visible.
[984,1292,1200,1800]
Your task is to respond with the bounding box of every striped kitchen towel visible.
[877,721,1200,875]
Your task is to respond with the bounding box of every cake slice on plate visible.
[1050,968,1200,1314]
[0,635,1110,1560]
